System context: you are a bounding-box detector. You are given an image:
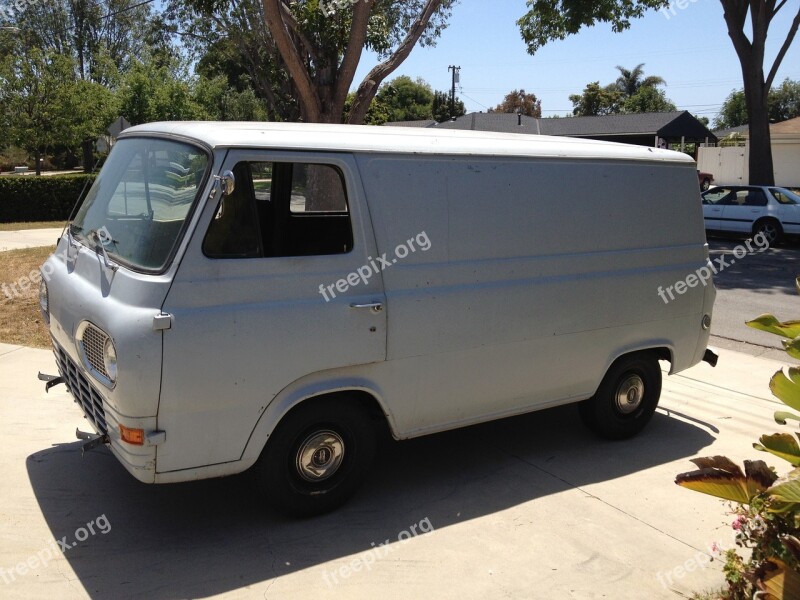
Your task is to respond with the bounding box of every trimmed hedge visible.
[0,174,96,223]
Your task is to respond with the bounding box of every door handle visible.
[350,302,384,313]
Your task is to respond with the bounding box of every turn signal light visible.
[119,425,144,445]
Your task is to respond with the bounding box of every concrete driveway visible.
[0,228,63,251]
[0,343,791,599]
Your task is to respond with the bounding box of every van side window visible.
[203,161,353,259]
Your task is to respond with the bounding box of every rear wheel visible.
[255,398,377,517]
[579,353,662,440]
[753,219,782,246]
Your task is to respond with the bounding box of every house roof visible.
[434,111,717,142]
[714,124,749,138]
[121,121,694,164]
[772,117,800,135]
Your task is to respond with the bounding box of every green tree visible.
[569,81,623,116]
[377,76,435,122]
[117,57,203,125]
[491,89,542,117]
[623,86,676,113]
[193,75,271,121]
[716,79,800,129]
[720,0,800,185]
[0,49,77,174]
[517,1,669,54]
[432,89,465,122]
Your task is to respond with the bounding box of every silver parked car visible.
[701,185,800,244]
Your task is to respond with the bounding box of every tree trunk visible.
[81,139,94,173]
[744,78,774,185]
[34,149,42,176]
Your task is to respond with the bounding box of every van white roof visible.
[121,121,695,164]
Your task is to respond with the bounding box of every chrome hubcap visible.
[615,375,645,415]
[295,430,345,482]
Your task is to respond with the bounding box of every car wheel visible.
[701,178,711,191]
[255,398,377,517]
[753,219,782,246]
[579,352,662,440]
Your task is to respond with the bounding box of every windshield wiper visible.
[87,229,119,273]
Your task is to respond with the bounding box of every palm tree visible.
[614,63,666,98]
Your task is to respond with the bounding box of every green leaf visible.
[746,314,800,338]
[675,457,777,504]
[753,433,800,465]
[770,369,800,412]
[783,337,800,360]
[768,468,800,504]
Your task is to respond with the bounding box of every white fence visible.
[698,137,800,187]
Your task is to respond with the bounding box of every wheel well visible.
[754,217,782,231]
[283,390,391,439]
[613,347,671,369]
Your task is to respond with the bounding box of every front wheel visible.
[254,399,377,517]
[579,353,662,440]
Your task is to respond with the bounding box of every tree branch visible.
[332,0,373,112]
[262,0,321,121]
[278,0,320,66]
[347,0,443,124]
[766,5,800,90]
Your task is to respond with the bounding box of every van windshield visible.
[71,137,209,272]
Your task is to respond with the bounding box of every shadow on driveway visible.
[26,405,715,598]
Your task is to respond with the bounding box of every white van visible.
[39,122,717,516]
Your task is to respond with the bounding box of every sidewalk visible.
[0,343,789,599]
[0,228,63,251]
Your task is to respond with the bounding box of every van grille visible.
[79,323,110,380]
[54,342,108,435]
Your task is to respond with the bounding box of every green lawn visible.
[0,221,63,231]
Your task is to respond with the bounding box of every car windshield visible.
[71,137,209,272]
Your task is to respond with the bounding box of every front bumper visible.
[52,339,157,483]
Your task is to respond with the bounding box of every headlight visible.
[39,277,49,323]
[103,338,118,383]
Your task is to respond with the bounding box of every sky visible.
[351,0,800,122]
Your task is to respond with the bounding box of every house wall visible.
[697,136,800,187]
[697,145,747,185]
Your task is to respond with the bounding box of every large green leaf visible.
[754,433,800,466]
[675,457,777,504]
[747,314,800,339]
[768,468,800,504]
[770,369,800,412]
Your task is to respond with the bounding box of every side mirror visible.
[213,170,235,220]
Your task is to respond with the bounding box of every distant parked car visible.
[701,185,800,244]
[697,170,714,191]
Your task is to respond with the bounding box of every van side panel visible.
[356,155,710,436]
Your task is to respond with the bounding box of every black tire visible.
[701,178,711,191]
[579,353,662,440]
[255,399,377,517]
[753,219,782,246]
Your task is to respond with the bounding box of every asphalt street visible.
[707,236,800,359]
